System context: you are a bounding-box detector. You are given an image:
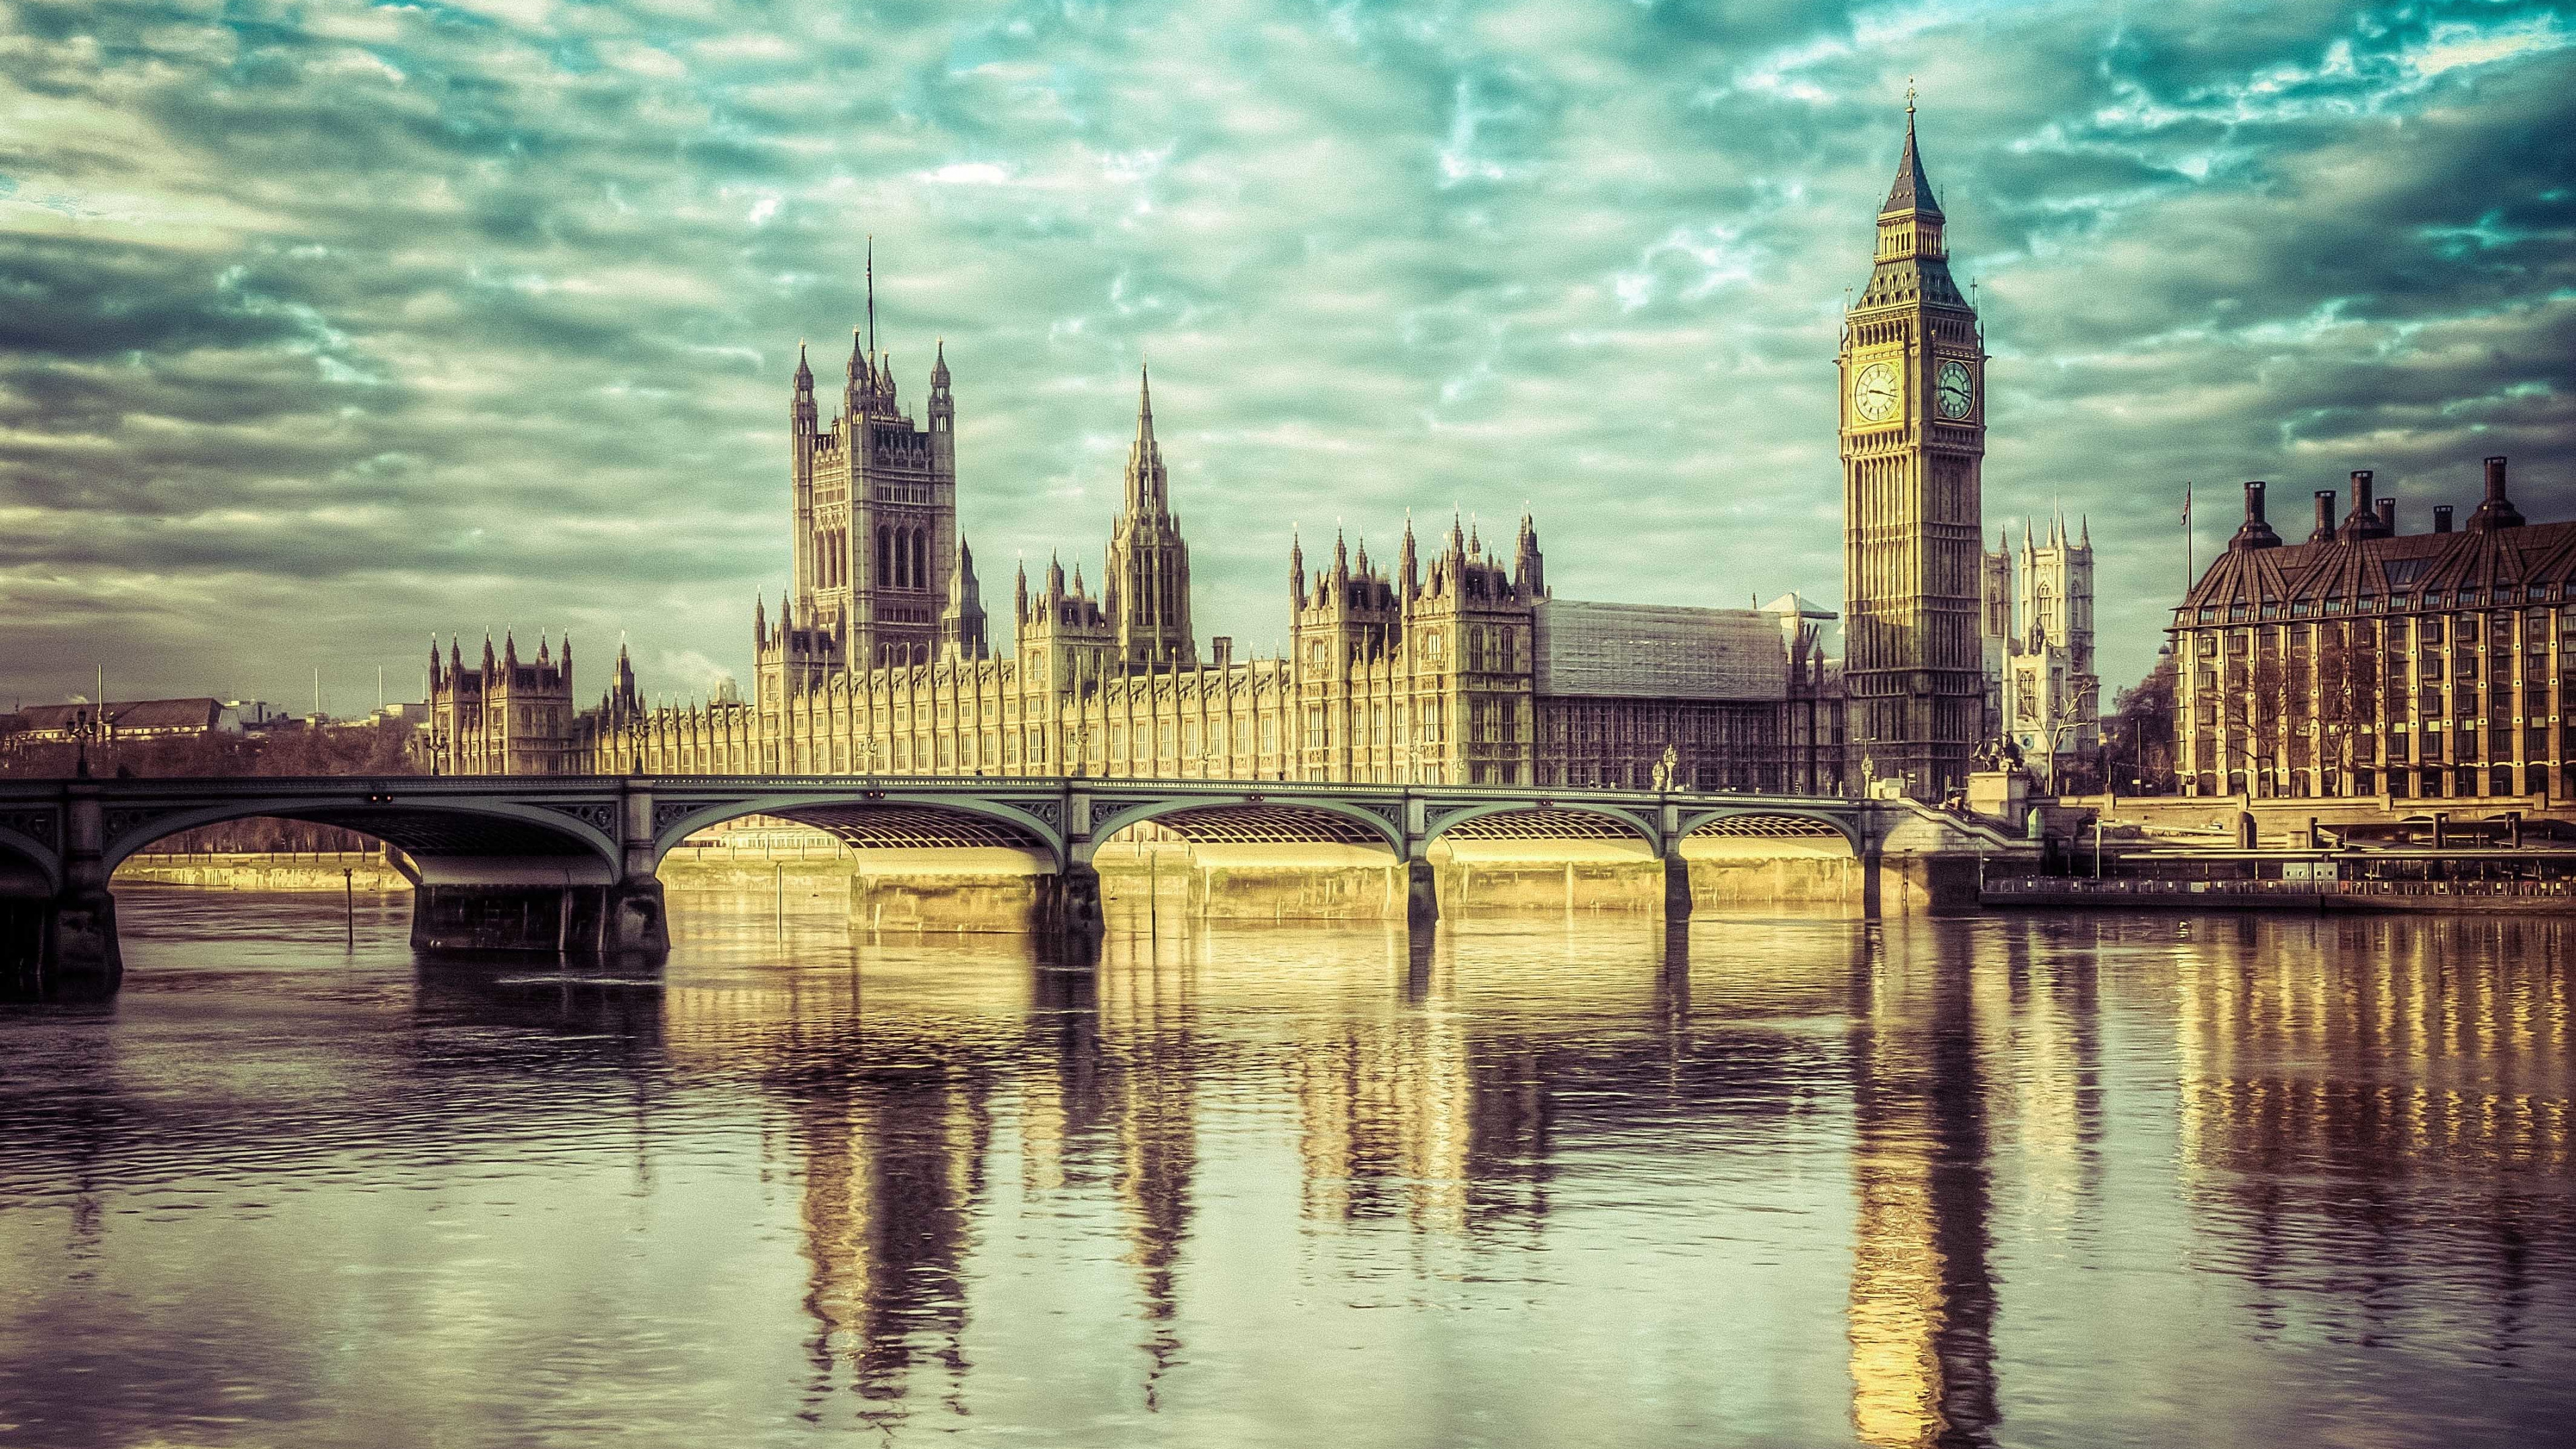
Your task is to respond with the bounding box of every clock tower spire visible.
[1839,91,1987,800]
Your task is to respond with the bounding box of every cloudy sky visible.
[3,0,2569,713]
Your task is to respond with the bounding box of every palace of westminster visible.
[422,109,2113,798]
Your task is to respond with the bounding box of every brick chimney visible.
[2468,455,2525,531]
[2433,504,2454,534]
[2229,480,2283,551]
[2310,490,2337,543]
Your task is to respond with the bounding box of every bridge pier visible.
[410,784,669,959]
[1050,859,1105,940]
[15,784,121,998]
[1405,858,1440,928]
[1660,849,1693,920]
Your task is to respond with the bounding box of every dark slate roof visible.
[2177,520,2576,620]
[1880,112,1943,221]
[1857,254,1968,310]
[18,698,227,732]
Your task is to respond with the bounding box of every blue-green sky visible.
[3,0,2569,710]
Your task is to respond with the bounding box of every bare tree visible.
[2316,621,2381,793]
[2110,653,2178,793]
[2216,632,2289,794]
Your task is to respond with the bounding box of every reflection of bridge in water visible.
[0,773,2021,994]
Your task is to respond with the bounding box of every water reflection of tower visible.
[1018,938,1203,1402]
[790,1057,993,1417]
[1845,923,1998,1449]
[1102,936,1198,1402]
[1291,932,1550,1234]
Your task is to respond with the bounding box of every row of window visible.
[2190,765,2551,800]
[2192,586,2566,624]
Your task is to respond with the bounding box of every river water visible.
[1,888,2570,1447]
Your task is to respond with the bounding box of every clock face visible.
[1851,361,1899,423]
[1936,359,1974,419]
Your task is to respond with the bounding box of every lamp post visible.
[68,707,107,779]
[1066,719,1095,780]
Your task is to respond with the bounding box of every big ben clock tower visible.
[1840,93,1986,800]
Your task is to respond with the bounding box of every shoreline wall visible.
[113,836,1874,924]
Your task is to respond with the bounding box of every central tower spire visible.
[1106,360,1193,668]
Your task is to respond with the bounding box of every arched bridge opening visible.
[107,798,623,962]
[1672,811,1863,914]
[649,795,1065,939]
[1087,800,1403,930]
[1422,805,1662,918]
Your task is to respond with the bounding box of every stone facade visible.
[2173,459,2569,802]
[1980,513,2098,775]
[424,632,582,775]
[427,270,1845,790]
[1839,100,1988,801]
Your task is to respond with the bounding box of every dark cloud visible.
[0,0,2569,712]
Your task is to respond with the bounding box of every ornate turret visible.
[1104,361,1195,667]
[928,338,954,449]
[941,537,988,659]
[1513,512,1544,600]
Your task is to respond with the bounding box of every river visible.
[1,888,2569,1446]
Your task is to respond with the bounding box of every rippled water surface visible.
[3,889,2572,1447]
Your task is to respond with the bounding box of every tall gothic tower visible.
[1104,364,1196,667]
[786,247,960,670]
[1839,97,1986,799]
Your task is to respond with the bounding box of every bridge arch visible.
[1677,808,1862,855]
[1083,796,1404,859]
[0,823,60,896]
[1425,801,1662,852]
[649,792,1065,867]
[102,796,623,882]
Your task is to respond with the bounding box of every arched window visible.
[877,527,893,589]
[912,529,928,592]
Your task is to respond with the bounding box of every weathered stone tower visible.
[1839,96,1986,800]
[788,248,961,670]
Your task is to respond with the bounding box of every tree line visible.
[1,720,419,854]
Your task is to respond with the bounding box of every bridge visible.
[0,774,2021,994]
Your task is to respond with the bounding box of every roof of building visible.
[1881,105,1943,221]
[2179,517,2576,620]
[1762,592,1839,621]
[1534,599,1796,701]
[18,698,231,732]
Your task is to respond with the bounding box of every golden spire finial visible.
[1906,76,1917,115]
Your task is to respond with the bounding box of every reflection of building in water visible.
[1846,928,1998,1449]
[1289,945,1550,1235]
[1099,943,1198,1399]
[1015,941,1203,1399]
[1989,929,2105,1222]
[2173,919,2573,1328]
[790,1067,993,1413]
